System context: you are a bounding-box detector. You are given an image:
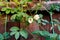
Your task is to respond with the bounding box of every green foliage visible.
[46,33,57,40]
[10,26,19,31]
[0,0,60,40]
[1,7,7,11]
[1,7,22,14]
[49,33,57,38]
[36,14,49,25]
[37,19,49,25]
[10,27,20,40]
[57,35,60,40]
[15,32,20,40]
[10,31,16,36]
[41,19,49,25]
[0,32,10,40]
[52,19,60,31]
[11,12,29,23]
[32,30,50,37]
[32,30,58,40]
[53,19,60,24]
[50,4,55,12]
[11,14,17,21]
[6,10,10,14]
[50,4,60,12]
[20,29,28,39]
[1,7,11,14]
[37,19,41,24]
[0,34,4,40]
[3,32,10,39]
[58,25,60,31]
[32,30,40,35]
[10,26,28,40]
[10,31,20,40]
[39,14,43,19]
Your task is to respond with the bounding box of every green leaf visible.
[11,14,17,21]
[1,7,7,11]
[15,32,20,40]
[45,37,53,40]
[16,13,23,21]
[16,12,27,21]
[10,31,16,36]
[57,35,60,40]
[42,19,49,23]
[49,33,57,38]
[0,34,4,40]
[41,31,49,36]
[10,26,19,31]
[11,10,15,14]
[41,19,49,25]
[58,26,60,31]
[37,19,41,24]
[32,30,49,37]
[39,14,43,18]
[50,4,55,12]
[20,30,28,39]
[46,33,57,40]
[3,32,10,39]
[32,30,40,35]
[6,10,10,14]
[42,22,46,25]
[55,6,60,12]
[53,19,59,22]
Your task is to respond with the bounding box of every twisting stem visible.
[41,4,54,33]
[50,14,54,34]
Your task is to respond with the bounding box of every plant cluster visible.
[0,0,60,40]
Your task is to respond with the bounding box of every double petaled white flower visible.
[28,14,40,23]
[28,17,33,23]
[34,14,40,20]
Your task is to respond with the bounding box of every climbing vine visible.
[0,0,60,40]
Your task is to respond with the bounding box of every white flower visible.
[28,17,33,23]
[34,14,40,20]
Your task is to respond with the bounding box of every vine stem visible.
[4,0,8,33]
[40,4,54,33]
[5,14,7,33]
[50,14,54,34]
